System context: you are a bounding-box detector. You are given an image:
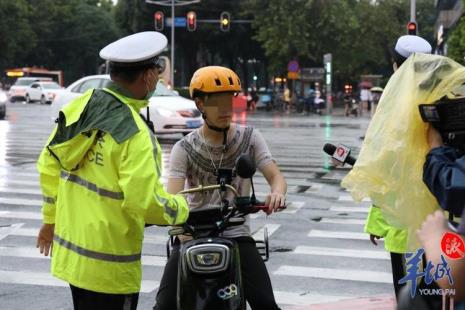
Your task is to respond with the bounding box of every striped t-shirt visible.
[168,124,274,238]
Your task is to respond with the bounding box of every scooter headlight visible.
[186,244,230,274]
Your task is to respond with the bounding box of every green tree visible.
[19,0,120,84]
[0,0,35,72]
[448,14,465,65]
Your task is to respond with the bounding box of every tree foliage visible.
[448,11,465,65]
[1,0,119,84]
[0,0,436,87]
[246,0,435,84]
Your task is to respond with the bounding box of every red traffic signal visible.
[154,11,164,31]
[220,11,230,32]
[187,11,196,32]
[407,22,417,35]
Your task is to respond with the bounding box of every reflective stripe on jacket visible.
[37,82,188,294]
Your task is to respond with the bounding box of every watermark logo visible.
[441,231,465,260]
[398,248,453,298]
[217,284,238,300]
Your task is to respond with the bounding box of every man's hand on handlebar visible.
[265,192,286,215]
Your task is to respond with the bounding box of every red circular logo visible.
[336,147,345,157]
[441,232,465,259]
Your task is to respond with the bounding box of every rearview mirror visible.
[235,154,256,179]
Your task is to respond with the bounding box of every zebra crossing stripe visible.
[0,187,42,195]
[308,230,383,241]
[0,223,24,241]
[7,227,169,245]
[338,195,371,202]
[252,224,280,239]
[329,206,368,213]
[0,179,39,187]
[293,246,389,260]
[0,170,38,178]
[0,270,159,293]
[274,265,392,283]
[320,218,366,225]
[0,210,42,220]
[0,247,167,266]
[0,197,42,206]
[273,291,349,306]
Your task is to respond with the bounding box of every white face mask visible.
[144,70,158,100]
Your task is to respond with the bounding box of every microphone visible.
[323,143,356,166]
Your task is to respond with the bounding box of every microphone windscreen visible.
[323,143,337,155]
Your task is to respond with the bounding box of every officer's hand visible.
[265,192,286,215]
[427,125,443,150]
[36,224,54,257]
[369,234,382,246]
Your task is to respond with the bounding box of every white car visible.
[26,81,64,104]
[51,75,203,135]
[8,77,53,102]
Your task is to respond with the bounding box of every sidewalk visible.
[285,295,396,310]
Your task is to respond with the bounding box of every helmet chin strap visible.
[202,113,230,152]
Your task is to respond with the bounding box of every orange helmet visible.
[189,66,241,98]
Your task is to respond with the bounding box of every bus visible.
[5,67,64,86]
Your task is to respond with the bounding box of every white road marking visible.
[0,187,42,195]
[329,206,369,213]
[274,265,392,283]
[308,230,383,241]
[0,223,24,241]
[320,218,366,225]
[0,270,159,293]
[0,210,42,220]
[338,195,371,202]
[274,291,350,306]
[293,246,389,260]
[0,246,167,266]
[0,197,42,206]
[252,224,280,239]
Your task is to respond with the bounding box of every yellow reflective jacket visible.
[37,82,188,294]
[364,205,407,254]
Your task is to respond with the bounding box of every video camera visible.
[419,95,465,154]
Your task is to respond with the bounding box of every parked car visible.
[0,90,7,119]
[255,90,274,111]
[8,77,53,102]
[25,81,64,104]
[51,74,203,135]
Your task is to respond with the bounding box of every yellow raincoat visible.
[342,54,465,250]
[37,82,189,294]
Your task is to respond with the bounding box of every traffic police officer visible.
[365,34,432,300]
[36,31,189,310]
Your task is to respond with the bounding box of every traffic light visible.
[154,11,164,31]
[407,21,417,35]
[220,11,230,32]
[187,11,196,32]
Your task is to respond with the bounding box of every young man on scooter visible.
[153,66,287,310]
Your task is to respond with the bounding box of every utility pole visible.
[145,0,200,88]
[410,0,416,22]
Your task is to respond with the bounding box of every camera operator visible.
[424,125,465,217]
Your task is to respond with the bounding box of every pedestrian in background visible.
[36,31,189,310]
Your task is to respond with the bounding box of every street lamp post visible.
[410,0,416,22]
[145,0,200,88]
